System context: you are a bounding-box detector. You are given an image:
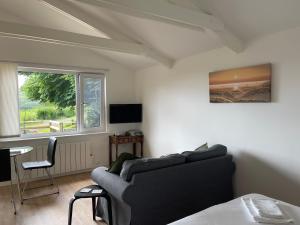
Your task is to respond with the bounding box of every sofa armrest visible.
[91,167,131,200]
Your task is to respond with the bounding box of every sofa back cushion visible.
[120,154,186,181]
[182,144,227,162]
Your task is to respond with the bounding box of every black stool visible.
[68,185,113,225]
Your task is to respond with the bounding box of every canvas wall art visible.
[209,64,272,103]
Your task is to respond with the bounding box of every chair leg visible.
[68,198,77,225]
[10,180,16,215]
[45,168,54,185]
[21,170,31,204]
[22,168,59,203]
[45,168,59,194]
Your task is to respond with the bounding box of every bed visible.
[169,194,300,225]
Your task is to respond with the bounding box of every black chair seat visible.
[22,160,52,170]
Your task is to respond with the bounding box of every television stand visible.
[109,135,144,166]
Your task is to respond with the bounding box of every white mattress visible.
[169,194,300,225]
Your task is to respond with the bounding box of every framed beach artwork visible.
[209,64,272,103]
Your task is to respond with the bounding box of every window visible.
[18,69,106,136]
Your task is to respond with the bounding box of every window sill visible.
[0,131,113,143]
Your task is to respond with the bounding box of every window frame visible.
[78,73,107,133]
[17,67,107,138]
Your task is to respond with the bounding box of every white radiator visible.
[12,140,93,180]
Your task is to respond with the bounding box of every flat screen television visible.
[109,104,142,124]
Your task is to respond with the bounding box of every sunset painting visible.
[209,64,272,103]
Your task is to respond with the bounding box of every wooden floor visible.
[0,173,107,225]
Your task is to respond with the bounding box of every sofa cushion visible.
[108,152,138,175]
[182,144,227,162]
[120,154,186,181]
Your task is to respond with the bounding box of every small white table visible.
[10,146,33,201]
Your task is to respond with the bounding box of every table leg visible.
[141,141,144,157]
[13,156,22,202]
[106,195,113,225]
[115,144,118,161]
[109,140,112,167]
[68,198,77,225]
[133,143,136,156]
[10,180,16,214]
[92,197,96,220]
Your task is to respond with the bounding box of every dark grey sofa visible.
[91,144,235,225]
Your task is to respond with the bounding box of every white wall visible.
[0,37,139,169]
[135,27,300,205]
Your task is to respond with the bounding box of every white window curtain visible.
[0,63,20,138]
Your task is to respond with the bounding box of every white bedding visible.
[169,194,300,225]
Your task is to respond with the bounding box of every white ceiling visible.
[0,0,107,37]
[70,1,223,59]
[194,0,300,41]
[1,0,300,70]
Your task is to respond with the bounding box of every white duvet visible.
[169,194,300,225]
